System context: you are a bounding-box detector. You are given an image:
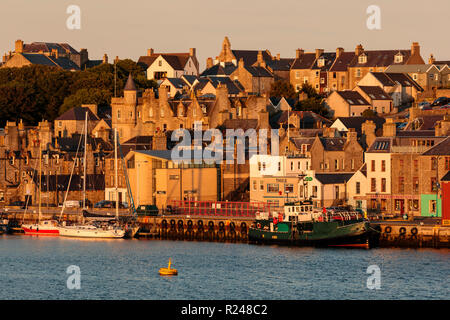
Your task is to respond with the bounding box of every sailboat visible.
[22,141,60,236]
[57,112,125,239]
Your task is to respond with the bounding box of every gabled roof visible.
[138,52,193,71]
[315,173,354,184]
[370,72,423,91]
[200,63,237,77]
[367,138,393,153]
[311,52,336,71]
[335,91,370,105]
[329,52,355,72]
[385,64,439,73]
[333,116,386,135]
[181,75,198,87]
[266,58,295,71]
[56,106,99,121]
[163,77,186,89]
[357,86,392,100]
[243,65,273,77]
[441,171,450,182]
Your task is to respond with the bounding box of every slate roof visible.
[200,63,237,77]
[291,53,317,70]
[266,58,295,71]
[124,74,137,91]
[290,137,316,150]
[385,64,438,73]
[319,137,348,151]
[55,135,112,152]
[138,53,193,71]
[315,173,354,185]
[405,115,446,131]
[231,50,272,66]
[350,50,412,68]
[56,106,99,121]
[336,91,370,105]
[329,52,355,72]
[312,52,336,71]
[422,137,450,156]
[181,75,198,87]
[222,119,259,130]
[367,138,393,153]
[441,171,450,182]
[164,77,186,89]
[357,86,392,100]
[334,116,386,135]
[370,72,423,91]
[23,42,79,55]
[244,65,273,77]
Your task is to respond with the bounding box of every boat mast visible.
[83,111,87,210]
[38,140,42,224]
[114,128,119,220]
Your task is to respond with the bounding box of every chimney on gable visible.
[147,48,154,56]
[276,53,280,60]
[238,57,244,69]
[51,48,59,59]
[15,40,24,53]
[411,42,420,57]
[296,49,304,59]
[346,128,358,143]
[206,57,213,69]
[257,51,264,65]
[102,53,108,64]
[336,47,344,58]
[428,54,435,65]
[315,49,324,59]
[362,120,376,149]
[189,48,196,57]
[2,53,7,63]
[355,44,364,56]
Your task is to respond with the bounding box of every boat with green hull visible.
[249,201,372,248]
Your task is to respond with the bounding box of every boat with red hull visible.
[22,220,60,236]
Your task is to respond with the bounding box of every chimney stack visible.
[147,48,154,56]
[346,128,358,143]
[336,47,344,58]
[383,118,397,137]
[15,39,24,53]
[102,53,108,64]
[411,42,420,57]
[257,51,264,65]
[276,53,280,60]
[315,49,324,59]
[296,49,304,59]
[238,57,244,69]
[189,48,196,57]
[51,48,59,59]
[355,44,364,56]
[206,57,213,69]
[428,54,435,65]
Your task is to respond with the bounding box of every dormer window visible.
[358,54,367,64]
[317,58,325,68]
[394,53,403,63]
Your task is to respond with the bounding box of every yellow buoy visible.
[159,258,178,276]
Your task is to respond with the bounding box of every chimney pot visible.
[147,48,154,56]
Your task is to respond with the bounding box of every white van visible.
[64,200,81,208]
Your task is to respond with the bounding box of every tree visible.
[299,83,321,99]
[362,108,377,117]
[269,80,297,99]
[59,88,112,115]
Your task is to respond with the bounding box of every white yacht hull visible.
[58,225,125,238]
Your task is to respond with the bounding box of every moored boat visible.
[22,220,60,236]
[58,223,125,238]
[249,201,372,248]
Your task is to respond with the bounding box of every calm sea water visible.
[0,235,448,300]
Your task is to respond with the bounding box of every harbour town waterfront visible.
[0,235,448,300]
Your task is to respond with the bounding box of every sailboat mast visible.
[114,128,119,219]
[38,140,42,223]
[83,111,87,210]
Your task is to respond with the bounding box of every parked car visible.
[431,97,450,107]
[64,200,81,208]
[418,101,431,109]
[94,200,114,208]
[439,103,450,109]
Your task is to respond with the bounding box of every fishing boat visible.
[22,141,60,236]
[248,201,372,248]
[57,113,125,239]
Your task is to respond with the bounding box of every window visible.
[351,159,355,170]
[252,180,257,191]
[278,162,281,171]
[431,157,437,170]
[381,199,387,211]
[158,60,162,67]
[356,182,360,194]
[356,69,361,77]
[259,181,264,191]
[398,177,405,193]
[333,72,337,79]
[413,177,419,193]
[371,178,376,192]
[117,110,121,119]
[303,77,308,84]
[414,160,418,171]
[381,160,386,172]
[431,177,437,192]
[149,108,153,117]
[295,71,300,79]
[58,121,62,128]
[285,184,294,194]
[290,161,294,171]
[335,159,339,170]
[312,186,318,198]
[335,186,340,199]
[394,54,403,63]
[381,178,386,192]
[371,160,375,171]
[258,162,261,171]
[267,184,279,193]
[395,200,404,211]
[399,159,404,169]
